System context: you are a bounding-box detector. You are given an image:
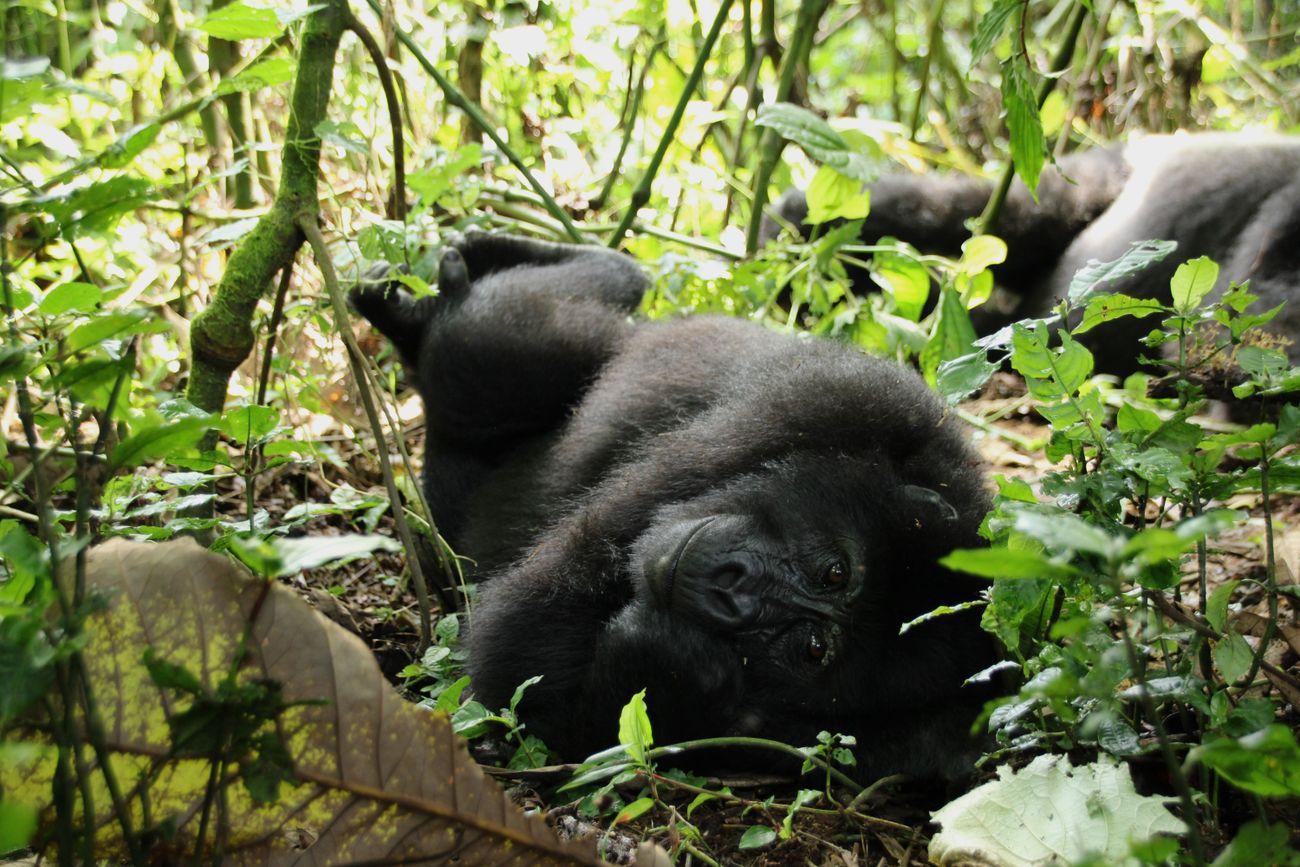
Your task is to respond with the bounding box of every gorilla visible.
[765,133,1300,371]
[351,231,996,780]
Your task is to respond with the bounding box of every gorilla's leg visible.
[351,233,650,544]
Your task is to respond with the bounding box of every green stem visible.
[975,0,1088,235]
[908,0,950,138]
[369,0,581,242]
[607,0,735,249]
[744,0,832,254]
[645,735,861,793]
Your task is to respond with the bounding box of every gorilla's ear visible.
[897,484,959,529]
[437,247,470,303]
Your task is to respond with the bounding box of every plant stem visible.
[975,0,1088,235]
[300,215,435,653]
[346,13,407,222]
[594,34,665,212]
[608,0,735,249]
[744,0,832,254]
[908,0,950,138]
[645,734,861,793]
[1242,447,1278,686]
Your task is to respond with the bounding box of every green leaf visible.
[754,103,877,181]
[941,547,1072,580]
[871,251,929,322]
[216,57,296,94]
[936,350,999,404]
[1011,510,1115,558]
[111,415,215,468]
[1189,725,1300,798]
[958,235,1007,275]
[1000,55,1045,195]
[1206,580,1240,633]
[1211,821,1300,867]
[433,675,471,715]
[613,796,655,826]
[805,165,870,224]
[1212,631,1253,684]
[1170,256,1220,312]
[64,310,149,355]
[218,404,279,443]
[1236,346,1289,379]
[1067,240,1178,302]
[1074,293,1166,334]
[738,825,777,850]
[617,689,653,766]
[0,799,37,855]
[197,1,283,39]
[267,534,402,577]
[970,0,1020,68]
[921,286,977,383]
[37,281,102,318]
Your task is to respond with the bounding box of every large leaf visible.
[1000,55,1044,195]
[1,540,598,864]
[754,103,876,182]
[929,755,1184,865]
[1066,240,1178,303]
[1188,725,1300,798]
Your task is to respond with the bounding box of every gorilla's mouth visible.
[645,516,717,607]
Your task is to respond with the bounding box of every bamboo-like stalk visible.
[743,0,832,254]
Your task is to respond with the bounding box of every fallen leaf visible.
[929,754,1184,866]
[2,539,597,864]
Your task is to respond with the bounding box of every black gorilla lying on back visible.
[766,133,1300,371]
[352,232,995,780]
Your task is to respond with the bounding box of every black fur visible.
[352,231,996,780]
[765,133,1300,370]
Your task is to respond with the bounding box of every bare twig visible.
[345,12,407,222]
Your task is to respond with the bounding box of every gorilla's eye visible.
[807,630,827,661]
[825,560,848,587]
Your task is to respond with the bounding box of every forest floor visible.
[205,370,1299,866]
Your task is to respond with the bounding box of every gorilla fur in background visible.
[352,232,996,781]
[765,132,1300,372]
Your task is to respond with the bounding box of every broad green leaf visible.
[617,689,653,765]
[754,103,876,181]
[64,310,149,354]
[197,1,283,40]
[929,755,1184,865]
[936,350,999,404]
[216,57,296,94]
[1011,510,1115,558]
[805,165,870,224]
[110,414,215,468]
[218,404,279,442]
[38,282,100,315]
[1189,725,1300,798]
[1074,293,1166,334]
[1212,631,1253,684]
[871,251,929,322]
[1000,55,1045,195]
[1206,580,1240,633]
[101,123,161,169]
[1170,256,1220,312]
[958,235,1007,275]
[1211,821,1300,866]
[1067,240,1178,302]
[738,825,777,850]
[1236,346,1289,379]
[940,547,1072,580]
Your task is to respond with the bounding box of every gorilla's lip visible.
[648,516,718,607]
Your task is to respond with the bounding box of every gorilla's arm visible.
[767,145,1130,289]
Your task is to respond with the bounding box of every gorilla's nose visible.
[704,572,762,629]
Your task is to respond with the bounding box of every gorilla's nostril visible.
[708,587,759,626]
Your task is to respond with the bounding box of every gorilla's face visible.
[620,454,974,745]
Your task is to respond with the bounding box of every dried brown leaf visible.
[3,539,598,865]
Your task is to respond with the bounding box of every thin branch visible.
[299,215,434,653]
[345,12,407,222]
